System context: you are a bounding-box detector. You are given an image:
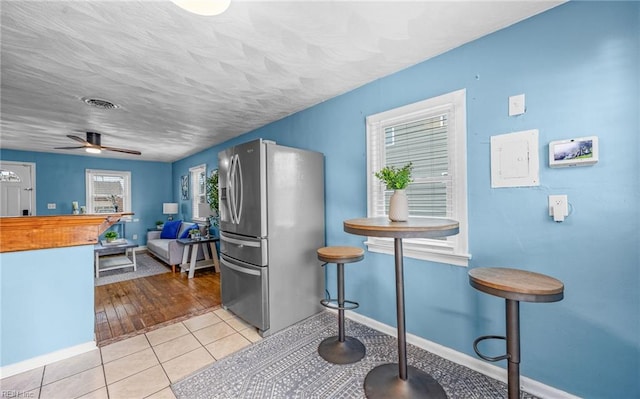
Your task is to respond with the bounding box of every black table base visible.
[364,363,447,399]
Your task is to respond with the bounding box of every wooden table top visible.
[468,267,564,303]
[344,217,460,239]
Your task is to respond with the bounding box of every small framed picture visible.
[181,175,189,200]
[549,136,598,168]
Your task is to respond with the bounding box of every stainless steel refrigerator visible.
[218,138,325,337]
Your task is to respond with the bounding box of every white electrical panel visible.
[491,129,540,188]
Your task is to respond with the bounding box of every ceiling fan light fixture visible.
[86,147,101,154]
[170,0,231,16]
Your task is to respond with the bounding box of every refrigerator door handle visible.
[221,256,261,276]
[220,232,260,248]
[228,153,244,224]
[234,154,243,223]
[227,154,237,224]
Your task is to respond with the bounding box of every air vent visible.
[81,97,119,109]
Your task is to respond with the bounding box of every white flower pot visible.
[389,189,408,222]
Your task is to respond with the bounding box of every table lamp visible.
[198,203,217,238]
[163,203,179,221]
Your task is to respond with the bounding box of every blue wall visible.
[1,2,637,396]
[0,150,172,245]
[0,246,95,366]
[174,3,639,397]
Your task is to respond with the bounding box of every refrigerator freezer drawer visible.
[220,231,267,266]
[220,255,269,332]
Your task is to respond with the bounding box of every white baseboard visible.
[344,311,581,399]
[0,341,97,379]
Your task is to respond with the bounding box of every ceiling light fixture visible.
[86,148,101,154]
[170,0,231,16]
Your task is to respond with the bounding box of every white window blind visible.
[85,169,131,219]
[366,89,470,266]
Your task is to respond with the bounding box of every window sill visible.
[364,239,470,267]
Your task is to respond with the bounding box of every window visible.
[86,169,132,219]
[190,164,206,221]
[366,89,470,266]
[0,170,21,182]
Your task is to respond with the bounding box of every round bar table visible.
[344,217,459,399]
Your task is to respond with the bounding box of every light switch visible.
[509,94,525,116]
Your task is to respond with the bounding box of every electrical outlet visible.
[132,234,138,240]
[548,195,569,222]
[47,203,56,209]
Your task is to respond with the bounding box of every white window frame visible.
[85,169,132,221]
[366,89,470,267]
[190,164,207,221]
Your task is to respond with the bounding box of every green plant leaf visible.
[374,162,413,190]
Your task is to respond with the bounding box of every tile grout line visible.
[100,347,109,399]
[144,327,172,399]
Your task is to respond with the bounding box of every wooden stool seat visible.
[469,267,564,399]
[317,246,364,264]
[469,267,564,303]
[317,246,365,365]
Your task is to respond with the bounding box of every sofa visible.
[146,221,206,272]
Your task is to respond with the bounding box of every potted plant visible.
[104,230,118,243]
[189,227,201,240]
[206,170,219,228]
[374,162,413,221]
[155,220,164,230]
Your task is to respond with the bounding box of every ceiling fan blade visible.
[54,146,85,150]
[67,134,88,144]
[101,146,142,155]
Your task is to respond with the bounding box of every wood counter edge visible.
[0,213,132,253]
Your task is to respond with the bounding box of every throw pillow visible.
[160,220,182,239]
[179,224,197,239]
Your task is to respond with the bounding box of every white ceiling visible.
[0,1,562,162]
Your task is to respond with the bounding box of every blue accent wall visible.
[174,3,639,397]
[0,246,95,366]
[0,150,172,245]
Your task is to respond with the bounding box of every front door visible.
[0,161,36,216]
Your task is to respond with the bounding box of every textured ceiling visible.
[0,1,562,162]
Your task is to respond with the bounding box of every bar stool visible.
[317,246,366,364]
[469,267,564,399]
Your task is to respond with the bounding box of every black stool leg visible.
[318,262,366,364]
[338,262,346,342]
[506,299,520,399]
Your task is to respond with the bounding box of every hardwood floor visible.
[94,266,221,346]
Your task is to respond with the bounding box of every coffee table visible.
[94,239,138,278]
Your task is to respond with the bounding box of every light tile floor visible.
[1,308,261,399]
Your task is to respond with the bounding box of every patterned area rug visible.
[172,311,539,399]
[95,252,170,286]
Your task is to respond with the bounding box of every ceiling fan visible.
[55,131,141,155]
